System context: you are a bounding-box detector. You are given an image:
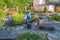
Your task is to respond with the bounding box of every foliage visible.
[44,6,48,13]
[0,0,5,9]
[17,32,46,40]
[0,0,32,9]
[0,22,4,27]
[12,12,25,25]
[0,10,7,27]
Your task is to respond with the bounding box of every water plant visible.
[17,32,46,40]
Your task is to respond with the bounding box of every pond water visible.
[0,20,60,40]
[42,21,60,40]
[10,20,60,40]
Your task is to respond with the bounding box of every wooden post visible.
[46,33,49,40]
[4,5,8,12]
[30,6,33,11]
[24,6,27,11]
[15,6,19,12]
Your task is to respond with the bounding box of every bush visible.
[17,32,46,40]
[12,12,25,25]
[0,11,7,27]
[0,21,5,27]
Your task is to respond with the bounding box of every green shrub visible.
[17,32,46,40]
[0,21,5,27]
[12,12,25,25]
[0,11,7,27]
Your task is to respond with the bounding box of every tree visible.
[46,0,50,4]
[0,0,32,10]
[0,0,5,9]
[57,8,60,14]
[50,0,55,3]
